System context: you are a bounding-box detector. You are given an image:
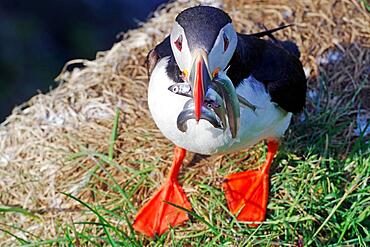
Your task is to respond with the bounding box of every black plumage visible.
[147,36,184,84]
[227,35,306,113]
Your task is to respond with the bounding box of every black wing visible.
[147,36,184,83]
[228,34,306,113]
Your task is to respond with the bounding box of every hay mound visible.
[0,0,369,245]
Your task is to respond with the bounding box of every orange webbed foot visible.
[133,179,191,237]
[222,169,269,225]
[133,147,192,237]
[222,140,279,226]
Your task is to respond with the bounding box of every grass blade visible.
[109,107,120,161]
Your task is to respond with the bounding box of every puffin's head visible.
[170,6,237,121]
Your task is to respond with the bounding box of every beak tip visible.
[194,110,201,123]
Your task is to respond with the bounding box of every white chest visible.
[148,58,292,155]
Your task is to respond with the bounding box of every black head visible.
[175,6,232,52]
[169,6,237,76]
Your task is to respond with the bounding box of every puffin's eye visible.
[174,35,183,52]
[223,33,229,52]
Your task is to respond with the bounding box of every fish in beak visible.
[169,49,254,139]
[177,99,223,132]
[211,73,240,138]
[189,50,212,122]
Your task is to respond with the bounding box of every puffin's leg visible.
[133,146,192,237]
[222,140,279,226]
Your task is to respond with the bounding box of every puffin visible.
[133,6,306,237]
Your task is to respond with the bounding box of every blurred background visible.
[0,0,167,122]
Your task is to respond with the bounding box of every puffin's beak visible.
[189,50,212,122]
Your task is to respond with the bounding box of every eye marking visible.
[174,35,183,52]
[223,33,229,52]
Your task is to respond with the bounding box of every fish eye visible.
[173,86,178,93]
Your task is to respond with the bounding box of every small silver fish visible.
[205,88,222,109]
[205,88,227,130]
[177,107,223,132]
[183,98,194,110]
[212,73,240,138]
[168,83,192,97]
[208,80,257,112]
[177,89,227,130]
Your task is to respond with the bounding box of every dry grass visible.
[0,0,369,246]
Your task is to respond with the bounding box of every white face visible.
[208,23,238,75]
[170,21,192,75]
[170,21,238,79]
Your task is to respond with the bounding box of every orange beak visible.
[190,50,211,122]
[194,58,204,121]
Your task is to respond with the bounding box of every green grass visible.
[1,80,369,246]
